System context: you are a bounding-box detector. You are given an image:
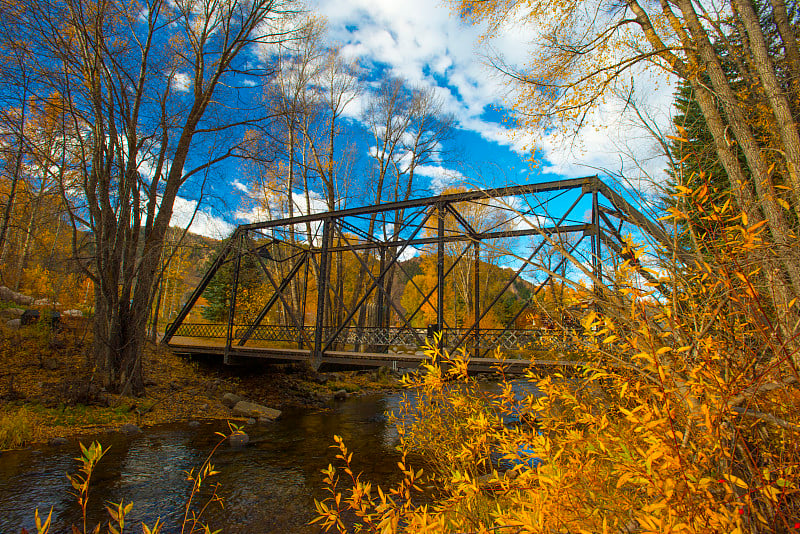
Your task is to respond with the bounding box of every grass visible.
[327,381,361,393]
[0,406,39,449]
[26,402,133,427]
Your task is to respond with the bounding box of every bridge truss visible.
[163,176,673,368]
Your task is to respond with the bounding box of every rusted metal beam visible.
[239,176,597,233]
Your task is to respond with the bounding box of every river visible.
[0,393,406,533]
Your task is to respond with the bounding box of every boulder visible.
[333,389,348,401]
[0,287,34,306]
[48,437,69,446]
[119,423,142,435]
[312,373,329,384]
[33,298,61,308]
[42,357,60,371]
[0,307,25,318]
[0,286,12,301]
[62,309,83,317]
[21,309,40,326]
[222,392,243,408]
[313,391,333,403]
[5,318,20,329]
[232,400,281,420]
[229,430,249,447]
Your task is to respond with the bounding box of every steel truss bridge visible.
[163,176,673,372]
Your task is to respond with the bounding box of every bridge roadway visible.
[166,339,585,374]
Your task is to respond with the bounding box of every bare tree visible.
[4,0,304,394]
[356,79,455,334]
[0,42,34,267]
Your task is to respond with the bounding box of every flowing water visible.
[0,393,406,533]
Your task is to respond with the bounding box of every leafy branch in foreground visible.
[313,178,800,532]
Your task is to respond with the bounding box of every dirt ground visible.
[0,322,399,446]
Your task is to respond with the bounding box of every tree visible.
[240,20,326,315]
[199,239,263,323]
[455,0,800,331]
[0,37,35,266]
[3,0,304,394]
[355,79,454,334]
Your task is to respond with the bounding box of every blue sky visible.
[171,0,676,239]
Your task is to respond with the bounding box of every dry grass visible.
[0,323,401,446]
[0,406,40,449]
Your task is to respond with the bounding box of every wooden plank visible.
[167,342,588,373]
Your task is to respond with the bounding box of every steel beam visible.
[473,240,480,359]
[321,213,433,351]
[477,235,585,358]
[225,233,243,364]
[321,223,593,253]
[436,203,446,351]
[238,250,308,346]
[312,220,332,370]
[240,177,597,233]
[162,230,239,344]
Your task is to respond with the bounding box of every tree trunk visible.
[732,0,800,197]
[0,90,27,266]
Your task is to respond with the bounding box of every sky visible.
[172,0,678,239]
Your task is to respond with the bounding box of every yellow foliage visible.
[314,183,800,533]
[0,407,39,449]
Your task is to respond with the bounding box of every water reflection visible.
[0,394,403,534]
[0,380,541,533]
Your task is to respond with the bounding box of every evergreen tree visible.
[200,240,263,323]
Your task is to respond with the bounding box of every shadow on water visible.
[0,393,406,534]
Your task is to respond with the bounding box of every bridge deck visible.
[167,340,585,373]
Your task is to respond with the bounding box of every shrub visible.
[327,381,361,393]
[0,407,39,449]
[313,184,800,533]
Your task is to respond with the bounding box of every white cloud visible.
[415,165,467,193]
[170,196,236,238]
[232,179,249,193]
[312,0,523,145]
[537,68,676,190]
[397,245,419,262]
[311,0,676,181]
[171,72,192,93]
[234,190,328,223]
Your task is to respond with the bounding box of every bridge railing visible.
[165,322,582,352]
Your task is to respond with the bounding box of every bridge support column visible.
[376,246,387,352]
[591,189,603,310]
[436,203,445,353]
[312,219,331,370]
[473,240,480,359]
[225,232,243,365]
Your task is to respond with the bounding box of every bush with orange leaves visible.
[313,182,800,533]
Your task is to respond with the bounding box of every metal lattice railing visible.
[167,323,580,351]
[169,323,229,338]
[237,324,303,342]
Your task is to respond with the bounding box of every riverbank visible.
[0,324,401,449]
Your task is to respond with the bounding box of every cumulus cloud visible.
[310,0,675,181]
[171,72,192,93]
[232,179,250,193]
[415,165,467,193]
[234,190,328,223]
[170,196,236,238]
